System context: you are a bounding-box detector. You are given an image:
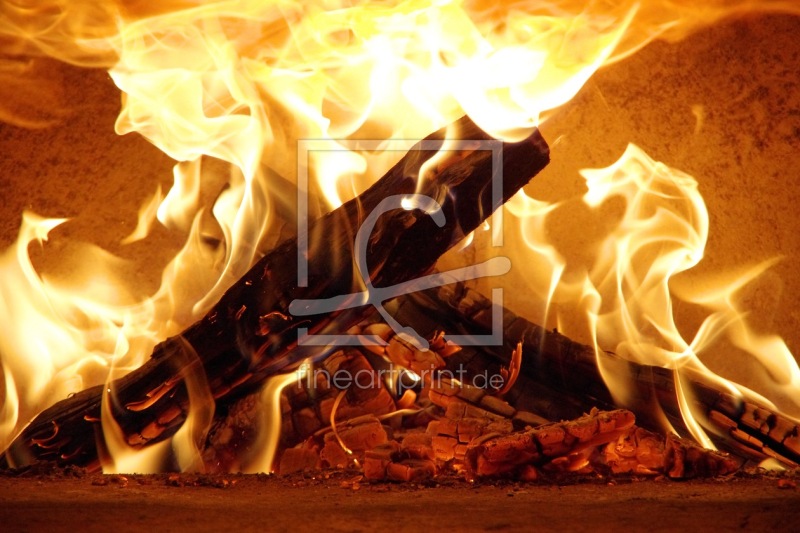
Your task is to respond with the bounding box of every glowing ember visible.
[1,0,800,473]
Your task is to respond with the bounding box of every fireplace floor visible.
[1,473,798,532]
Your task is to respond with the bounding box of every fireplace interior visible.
[1,4,800,531]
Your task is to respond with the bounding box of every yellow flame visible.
[243,371,299,473]
[101,384,173,474]
[2,0,800,471]
[509,144,800,445]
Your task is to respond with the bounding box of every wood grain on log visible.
[2,117,549,470]
[393,282,800,466]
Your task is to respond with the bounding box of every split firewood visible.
[426,376,548,428]
[458,409,738,481]
[390,282,800,466]
[203,315,745,481]
[286,348,398,440]
[415,370,738,481]
[207,318,461,474]
[599,427,740,479]
[278,413,393,475]
[428,405,512,466]
[196,319,741,482]
[202,347,399,473]
[363,433,437,482]
[387,286,609,423]
[463,408,636,480]
[2,117,549,470]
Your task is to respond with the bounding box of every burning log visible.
[267,330,739,482]
[416,372,737,481]
[203,348,400,472]
[67,267,784,481]
[393,282,800,467]
[164,276,779,480]
[601,427,740,479]
[463,408,636,480]
[2,116,550,470]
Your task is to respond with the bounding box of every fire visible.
[1,0,800,472]
[504,144,800,448]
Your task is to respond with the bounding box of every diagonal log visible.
[2,116,550,470]
[391,282,800,466]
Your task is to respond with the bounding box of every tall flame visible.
[506,145,800,446]
[1,0,799,469]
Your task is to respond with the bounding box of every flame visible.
[243,371,300,473]
[1,0,800,471]
[507,144,800,446]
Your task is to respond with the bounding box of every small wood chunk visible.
[363,442,401,481]
[480,395,516,418]
[401,432,432,449]
[463,403,507,423]
[456,383,486,405]
[436,418,459,438]
[332,416,389,452]
[534,425,567,457]
[386,337,414,368]
[320,440,350,468]
[429,379,462,408]
[453,443,469,461]
[386,459,436,482]
[279,447,321,475]
[431,435,458,462]
[479,432,539,465]
[664,434,740,479]
[428,388,459,408]
[445,401,467,420]
[402,443,435,462]
[457,418,486,443]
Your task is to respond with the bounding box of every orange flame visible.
[1,0,800,470]
[506,144,800,446]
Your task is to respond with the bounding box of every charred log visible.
[204,279,799,476]
[273,356,739,481]
[393,282,800,466]
[2,117,550,470]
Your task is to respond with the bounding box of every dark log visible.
[392,282,800,466]
[2,116,550,470]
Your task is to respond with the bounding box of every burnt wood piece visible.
[389,282,800,466]
[2,116,550,470]
[463,408,637,479]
